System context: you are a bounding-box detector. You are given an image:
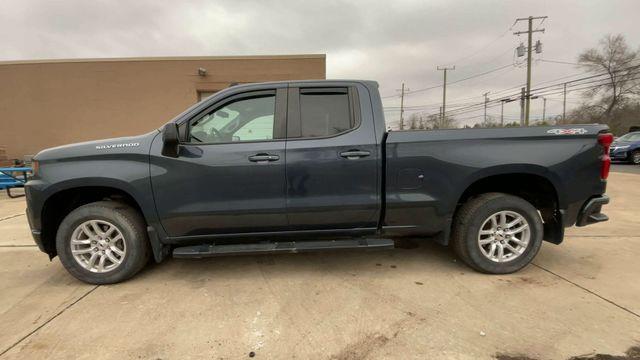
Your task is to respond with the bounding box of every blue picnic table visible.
[0,167,32,198]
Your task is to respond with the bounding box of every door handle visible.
[339,150,371,160]
[248,153,280,162]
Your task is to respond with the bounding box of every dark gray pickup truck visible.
[25,80,612,284]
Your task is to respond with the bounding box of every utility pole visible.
[514,16,547,126]
[542,97,547,123]
[483,92,490,123]
[397,83,408,130]
[437,66,455,124]
[520,87,526,126]
[562,82,567,124]
[500,98,516,127]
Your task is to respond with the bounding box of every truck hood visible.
[612,140,637,148]
[34,131,159,162]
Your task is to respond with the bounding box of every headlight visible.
[615,145,630,150]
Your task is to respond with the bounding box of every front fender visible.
[27,153,158,234]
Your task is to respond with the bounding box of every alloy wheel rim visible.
[633,152,640,164]
[477,210,530,263]
[70,220,126,273]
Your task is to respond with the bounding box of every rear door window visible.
[289,88,357,138]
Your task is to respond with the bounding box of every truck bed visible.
[383,125,608,239]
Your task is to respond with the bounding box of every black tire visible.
[56,201,150,284]
[451,193,543,274]
[630,150,640,165]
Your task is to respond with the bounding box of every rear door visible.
[284,83,380,231]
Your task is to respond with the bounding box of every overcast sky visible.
[2,0,639,127]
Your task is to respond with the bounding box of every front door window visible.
[189,95,276,144]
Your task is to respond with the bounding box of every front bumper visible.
[610,151,628,160]
[576,195,609,227]
[25,205,46,253]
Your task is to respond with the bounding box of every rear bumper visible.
[576,195,609,227]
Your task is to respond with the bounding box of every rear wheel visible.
[451,193,543,274]
[56,201,150,284]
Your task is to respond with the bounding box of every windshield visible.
[617,132,640,142]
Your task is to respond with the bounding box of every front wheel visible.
[56,201,150,284]
[630,150,640,165]
[451,193,544,274]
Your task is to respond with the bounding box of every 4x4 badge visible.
[546,128,588,135]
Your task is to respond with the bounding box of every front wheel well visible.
[40,186,145,257]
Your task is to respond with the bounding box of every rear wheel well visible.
[454,173,560,243]
[40,187,145,257]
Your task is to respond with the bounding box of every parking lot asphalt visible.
[611,162,640,175]
[0,170,639,360]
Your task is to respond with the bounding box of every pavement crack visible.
[0,214,24,222]
[532,263,640,320]
[0,285,100,357]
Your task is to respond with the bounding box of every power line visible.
[445,23,514,65]
[479,58,640,101]
[435,62,640,118]
[406,63,515,95]
[384,101,480,110]
[536,59,581,66]
[532,75,640,98]
[383,48,640,118]
[529,65,640,94]
[443,73,640,119]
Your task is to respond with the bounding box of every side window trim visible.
[286,86,361,141]
[286,87,301,138]
[182,89,286,145]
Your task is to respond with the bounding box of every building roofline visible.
[0,54,326,66]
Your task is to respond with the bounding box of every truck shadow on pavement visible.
[139,238,464,284]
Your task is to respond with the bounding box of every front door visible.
[150,88,289,237]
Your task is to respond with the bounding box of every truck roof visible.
[226,79,379,90]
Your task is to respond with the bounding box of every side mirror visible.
[161,123,180,157]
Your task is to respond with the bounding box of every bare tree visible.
[474,115,500,128]
[405,112,455,130]
[408,113,419,130]
[423,113,456,129]
[577,34,640,117]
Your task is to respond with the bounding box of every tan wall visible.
[0,55,325,159]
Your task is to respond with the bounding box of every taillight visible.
[598,133,613,180]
